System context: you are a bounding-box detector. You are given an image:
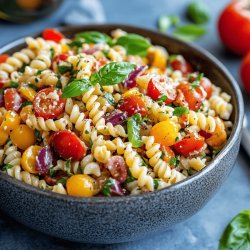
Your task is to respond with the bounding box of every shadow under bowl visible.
[0,24,244,244]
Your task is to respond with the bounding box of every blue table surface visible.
[0,0,249,249]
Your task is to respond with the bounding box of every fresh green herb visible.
[187,0,210,24]
[56,177,68,186]
[116,34,151,57]
[34,129,42,143]
[85,130,89,134]
[160,151,166,159]
[10,81,18,88]
[127,114,144,148]
[154,179,160,190]
[190,80,200,89]
[141,156,150,169]
[50,48,55,60]
[66,160,71,174]
[175,136,179,142]
[57,64,73,74]
[19,63,28,73]
[48,167,54,177]
[68,40,84,48]
[101,179,114,197]
[173,106,189,116]
[2,164,14,171]
[36,69,44,75]
[75,31,112,44]
[219,210,250,250]
[56,77,62,89]
[124,176,136,186]
[212,149,220,158]
[173,24,206,42]
[62,78,92,98]
[21,101,32,107]
[158,15,180,32]
[190,73,204,90]
[0,88,5,94]
[90,62,135,86]
[27,83,38,91]
[169,157,177,166]
[157,94,168,104]
[103,92,115,105]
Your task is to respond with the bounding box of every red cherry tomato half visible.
[240,51,250,94]
[147,77,177,104]
[199,130,212,139]
[4,88,22,112]
[0,54,9,63]
[218,0,250,55]
[177,83,206,111]
[170,58,193,75]
[119,94,148,117]
[173,134,205,157]
[52,130,87,161]
[104,156,127,183]
[33,88,65,120]
[42,28,64,43]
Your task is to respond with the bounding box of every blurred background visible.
[0,0,249,249]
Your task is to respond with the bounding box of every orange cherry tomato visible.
[218,0,250,55]
[170,58,193,75]
[4,88,22,112]
[33,88,65,120]
[0,54,9,63]
[0,110,20,133]
[66,174,95,197]
[240,51,250,94]
[52,130,87,161]
[177,83,206,111]
[119,94,148,117]
[147,77,176,104]
[42,28,64,43]
[173,134,205,157]
[21,145,42,174]
[150,120,179,147]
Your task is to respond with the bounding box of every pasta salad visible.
[0,28,233,197]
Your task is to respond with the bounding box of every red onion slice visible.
[105,110,127,126]
[123,65,147,88]
[83,45,102,55]
[110,178,123,196]
[0,93,4,107]
[36,146,54,174]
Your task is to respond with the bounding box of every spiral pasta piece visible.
[124,143,154,191]
[81,154,101,177]
[26,114,70,132]
[188,111,216,133]
[6,165,47,189]
[3,143,21,166]
[52,183,67,195]
[209,95,233,120]
[0,149,4,165]
[29,50,52,70]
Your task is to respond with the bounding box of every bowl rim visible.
[0,23,244,204]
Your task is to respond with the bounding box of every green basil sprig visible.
[187,0,210,25]
[116,34,151,57]
[127,114,144,148]
[219,210,250,250]
[91,62,135,86]
[173,24,206,42]
[173,106,189,116]
[75,31,112,44]
[158,15,180,33]
[62,78,92,98]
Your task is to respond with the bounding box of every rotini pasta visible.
[0,28,233,197]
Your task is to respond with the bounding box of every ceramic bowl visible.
[0,24,244,244]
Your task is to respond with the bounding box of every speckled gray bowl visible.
[0,24,244,244]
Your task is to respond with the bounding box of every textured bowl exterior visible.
[0,24,244,244]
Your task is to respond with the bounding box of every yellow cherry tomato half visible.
[66,174,95,197]
[150,120,179,147]
[20,105,33,122]
[0,129,9,146]
[21,145,42,174]
[0,110,20,133]
[19,85,37,101]
[10,125,36,150]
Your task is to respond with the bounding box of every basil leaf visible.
[75,31,112,44]
[2,164,14,171]
[116,34,151,56]
[169,157,177,166]
[154,179,160,190]
[158,15,180,32]
[58,64,72,74]
[157,95,168,104]
[68,40,84,48]
[91,62,135,86]
[127,114,143,148]
[103,92,115,105]
[101,179,113,196]
[10,81,18,88]
[62,79,92,98]
[187,0,210,24]
[34,129,42,143]
[21,101,32,107]
[173,106,189,116]
[219,210,250,250]
[173,24,206,42]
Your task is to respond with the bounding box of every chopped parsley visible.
[175,136,180,142]
[36,69,44,75]
[56,177,68,186]
[27,83,38,91]
[48,167,54,177]
[21,101,32,107]
[66,160,71,174]
[2,164,14,171]
[103,92,115,105]
[10,81,18,88]
[50,48,55,60]
[101,179,113,196]
[160,151,166,159]
[34,129,42,143]
[58,64,73,74]
[157,94,168,104]
[154,179,160,190]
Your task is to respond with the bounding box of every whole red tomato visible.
[240,51,250,93]
[218,0,250,55]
